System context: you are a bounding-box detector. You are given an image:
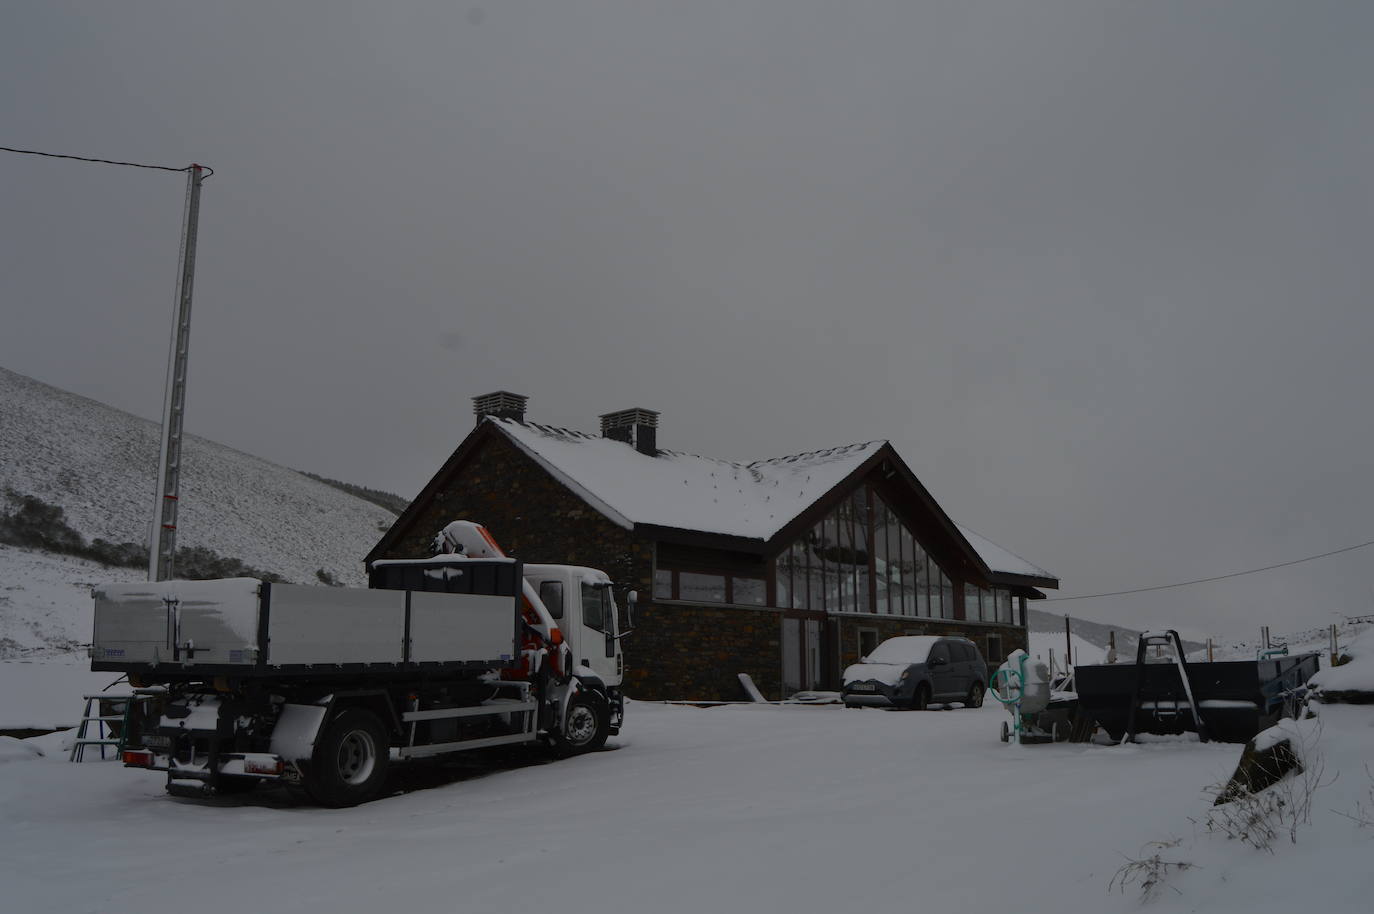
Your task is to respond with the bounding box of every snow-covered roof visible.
[956,525,1055,580]
[493,418,882,540]
[485,419,1055,585]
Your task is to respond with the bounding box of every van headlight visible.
[899,670,910,681]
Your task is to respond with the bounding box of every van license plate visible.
[850,684,876,693]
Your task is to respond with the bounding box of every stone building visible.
[365,392,1058,701]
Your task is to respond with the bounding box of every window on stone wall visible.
[858,628,880,659]
[733,577,766,606]
[655,568,768,606]
[679,572,727,603]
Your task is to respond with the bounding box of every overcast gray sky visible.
[4,1,1372,638]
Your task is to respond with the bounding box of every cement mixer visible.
[991,650,1078,744]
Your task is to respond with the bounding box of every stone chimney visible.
[600,407,659,456]
[472,391,528,426]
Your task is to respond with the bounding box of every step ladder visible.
[1123,630,1208,744]
[68,690,155,763]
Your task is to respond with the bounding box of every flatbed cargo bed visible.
[91,562,522,682]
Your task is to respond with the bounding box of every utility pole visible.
[149,164,205,582]
[1064,615,1072,670]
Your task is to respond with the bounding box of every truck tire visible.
[551,693,609,758]
[304,708,390,807]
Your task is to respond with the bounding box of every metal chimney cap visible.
[473,391,529,415]
[599,408,660,432]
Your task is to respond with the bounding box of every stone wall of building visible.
[625,601,781,701]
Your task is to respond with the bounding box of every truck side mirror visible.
[622,590,637,637]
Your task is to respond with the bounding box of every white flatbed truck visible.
[90,522,628,806]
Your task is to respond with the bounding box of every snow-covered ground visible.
[0,544,144,659]
[0,655,125,730]
[3,662,1373,913]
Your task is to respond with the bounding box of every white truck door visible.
[577,579,620,685]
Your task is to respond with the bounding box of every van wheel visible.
[551,693,609,758]
[966,682,985,709]
[305,708,390,807]
[910,684,931,711]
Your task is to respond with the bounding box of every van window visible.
[538,581,564,620]
[928,642,950,664]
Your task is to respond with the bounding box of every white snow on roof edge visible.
[956,524,1055,582]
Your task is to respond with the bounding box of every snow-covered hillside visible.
[0,366,402,658]
[1028,607,1208,667]
[0,366,397,585]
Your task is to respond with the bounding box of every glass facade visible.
[655,483,1021,622]
[772,485,961,618]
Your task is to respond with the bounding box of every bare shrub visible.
[1109,838,1195,901]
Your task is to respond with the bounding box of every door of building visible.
[782,613,828,696]
[782,619,801,695]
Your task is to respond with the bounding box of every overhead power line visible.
[0,145,212,177]
[1045,538,1374,603]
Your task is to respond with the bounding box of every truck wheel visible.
[552,693,609,758]
[305,708,390,807]
[966,682,985,709]
[910,684,931,711]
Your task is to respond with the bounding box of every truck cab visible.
[523,563,624,690]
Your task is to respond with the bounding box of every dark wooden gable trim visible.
[755,444,1058,591]
[760,444,984,580]
[363,420,502,566]
[760,445,892,554]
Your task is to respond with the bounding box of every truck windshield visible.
[580,582,613,634]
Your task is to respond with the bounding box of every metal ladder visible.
[69,692,138,764]
[1123,630,1208,744]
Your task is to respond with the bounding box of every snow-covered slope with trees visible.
[0,366,401,657]
[0,365,396,583]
